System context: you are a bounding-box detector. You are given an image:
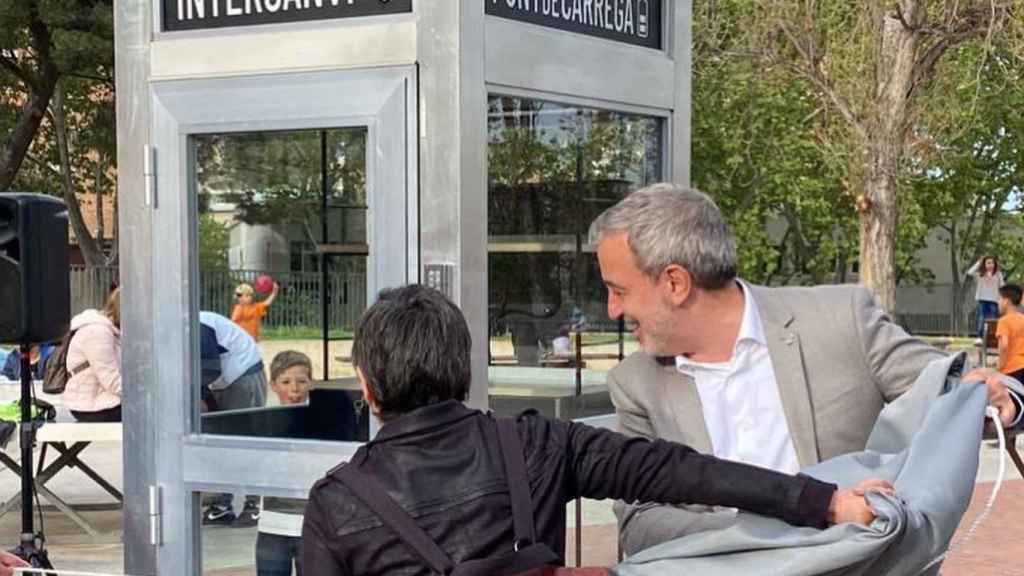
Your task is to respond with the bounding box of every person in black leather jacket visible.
[302,285,885,576]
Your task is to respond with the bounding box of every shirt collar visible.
[371,399,478,443]
[736,280,767,347]
[675,279,766,372]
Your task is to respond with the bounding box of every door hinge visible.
[143,145,156,208]
[149,485,162,546]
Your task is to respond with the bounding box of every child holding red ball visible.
[231,277,279,341]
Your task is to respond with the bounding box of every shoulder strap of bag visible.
[335,465,456,575]
[494,417,537,548]
[448,418,558,576]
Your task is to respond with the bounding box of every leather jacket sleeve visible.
[302,487,350,576]
[554,417,836,529]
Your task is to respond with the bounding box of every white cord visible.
[917,405,1006,575]
[12,570,149,576]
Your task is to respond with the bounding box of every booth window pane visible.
[486,96,660,419]
[198,490,305,576]
[192,127,370,442]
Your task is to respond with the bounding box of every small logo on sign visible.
[638,0,649,38]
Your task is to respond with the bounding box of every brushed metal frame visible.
[116,2,690,572]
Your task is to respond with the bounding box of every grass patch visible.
[262,326,353,341]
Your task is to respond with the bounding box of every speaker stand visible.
[8,344,54,571]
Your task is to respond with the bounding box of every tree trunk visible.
[0,69,58,191]
[947,224,962,335]
[107,182,119,266]
[858,170,898,312]
[53,80,105,266]
[858,6,920,312]
[0,6,60,191]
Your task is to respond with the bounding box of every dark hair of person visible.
[1000,284,1022,306]
[351,285,471,417]
[983,256,1000,276]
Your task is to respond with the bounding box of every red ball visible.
[254,274,274,295]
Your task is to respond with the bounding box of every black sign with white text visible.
[162,0,412,32]
[485,0,661,50]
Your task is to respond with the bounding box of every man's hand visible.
[964,368,1019,427]
[0,551,29,576]
[828,478,893,526]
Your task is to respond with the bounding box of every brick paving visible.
[568,479,1024,574]
[943,479,1024,575]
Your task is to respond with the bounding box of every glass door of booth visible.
[149,67,417,574]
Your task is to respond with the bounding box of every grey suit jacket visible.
[611,284,947,555]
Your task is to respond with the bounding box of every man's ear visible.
[661,264,692,306]
[356,367,379,415]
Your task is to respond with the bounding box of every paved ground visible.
[942,480,1024,575]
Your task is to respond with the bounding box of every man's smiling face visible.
[596,231,681,356]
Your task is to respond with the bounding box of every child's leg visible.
[256,532,297,576]
[290,535,303,576]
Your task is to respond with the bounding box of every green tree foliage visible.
[728,0,1022,310]
[691,0,1021,309]
[692,50,860,285]
[912,47,1024,327]
[198,213,231,270]
[196,128,367,247]
[1,0,116,264]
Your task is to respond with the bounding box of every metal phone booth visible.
[115,1,690,573]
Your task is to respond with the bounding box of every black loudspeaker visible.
[0,193,70,344]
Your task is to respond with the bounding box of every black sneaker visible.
[202,505,236,526]
[233,501,260,528]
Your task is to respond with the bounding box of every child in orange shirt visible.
[996,284,1024,381]
[231,281,278,341]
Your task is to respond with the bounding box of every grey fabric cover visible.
[613,353,1008,576]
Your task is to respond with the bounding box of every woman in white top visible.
[967,256,1005,339]
[64,288,122,422]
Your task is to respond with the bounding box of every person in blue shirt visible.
[1,344,53,381]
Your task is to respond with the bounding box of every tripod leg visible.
[19,344,34,540]
[35,443,47,477]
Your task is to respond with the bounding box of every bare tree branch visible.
[53,79,104,266]
[906,0,1007,122]
[0,53,35,88]
[66,71,114,85]
[23,153,62,179]
[895,4,917,31]
[775,19,870,141]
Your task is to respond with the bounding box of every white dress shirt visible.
[675,282,801,474]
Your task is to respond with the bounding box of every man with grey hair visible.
[589,182,1022,555]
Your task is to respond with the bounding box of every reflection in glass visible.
[192,128,370,441]
[199,490,306,576]
[487,96,660,418]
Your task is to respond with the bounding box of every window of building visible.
[486,95,664,418]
